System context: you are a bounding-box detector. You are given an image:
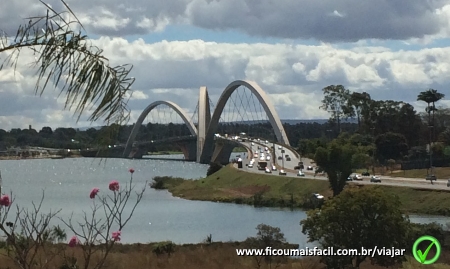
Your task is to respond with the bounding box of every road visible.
[233,138,450,191]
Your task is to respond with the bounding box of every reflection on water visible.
[0,157,448,245]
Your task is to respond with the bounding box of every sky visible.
[1,0,450,131]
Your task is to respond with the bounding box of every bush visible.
[207,162,223,176]
[152,241,176,257]
[150,176,170,189]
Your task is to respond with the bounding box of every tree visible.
[439,127,450,145]
[351,153,372,171]
[320,85,352,134]
[375,132,408,162]
[417,89,445,173]
[244,224,288,269]
[348,91,371,130]
[314,141,353,196]
[0,0,135,127]
[301,187,410,269]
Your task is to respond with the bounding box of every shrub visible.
[152,241,176,257]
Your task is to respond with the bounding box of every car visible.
[259,157,265,161]
[248,163,253,168]
[278,156,282,160]
[286,157,291,161]
[362,172,370,176]
[285,154,289,158]
[426,175,437,181]
[370,176,381,183]
[307,166,313,170]
[346,176,353,181]
[294,166,300,170]
[251,142,255,146]
[297,171,305,177]
[312,193,324,199]
[272,165,277,171]
[353,174,363,181]
[265,147,268,151]
[279,170,287,176]
[266,156,271,161]
[278,146,282,150]
[254,153,258,158]
[447,179,450,187]
[265,140,268,144]
[265,168,271,173]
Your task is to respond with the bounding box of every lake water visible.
[0,155,449,247]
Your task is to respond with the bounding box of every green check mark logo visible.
[416,241,434,263]
[413,236,441,265]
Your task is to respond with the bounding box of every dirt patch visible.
[218,185,271,198]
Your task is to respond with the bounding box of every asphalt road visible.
[233,139,450,191]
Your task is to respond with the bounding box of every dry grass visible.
[1,242,450,269]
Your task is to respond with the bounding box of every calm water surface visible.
[0,156,448,246]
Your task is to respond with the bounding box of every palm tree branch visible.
[0,0,134,124]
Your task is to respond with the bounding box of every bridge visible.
[122,80,291,164]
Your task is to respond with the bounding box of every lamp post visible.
[281,147,285,170]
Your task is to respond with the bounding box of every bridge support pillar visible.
[177,141,197,161]
[197,86,211,162]
[211,141,235,165]
[128,147,147,159]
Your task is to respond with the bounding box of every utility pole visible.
[0,170,2,195]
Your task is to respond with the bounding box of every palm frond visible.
[0,0,134,125]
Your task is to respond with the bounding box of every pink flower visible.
[109,180,119,191]
[90,188,99,199]
[0,195,11,207]
[68,236,79,247]
[129,168,135,174]
[112,230,121,242]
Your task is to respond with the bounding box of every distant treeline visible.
[0,121,357,152]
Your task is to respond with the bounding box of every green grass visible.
[232,147,247,152]
[389,167,450,179]
[354,167,450,179]
[155,165,450,216]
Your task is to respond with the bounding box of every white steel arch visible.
[123,100,197,157]
[199,80,290,163]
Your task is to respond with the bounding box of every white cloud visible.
[1,36,450,131]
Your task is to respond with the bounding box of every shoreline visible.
[152,165,450,217]
[0,155,83,160]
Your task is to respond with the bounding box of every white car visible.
[313,193,324,199]
[260,157,265,161]
[254,153,258,158]
[278,146,282,150]
[251,142,255,146]
[265,140,268,144]
[279,169,287,176]
[266,156,271,161]
[272,165,277,171]
[297,171,305,177]
[248,163,253,168]
[265,168,271,173]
